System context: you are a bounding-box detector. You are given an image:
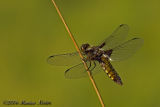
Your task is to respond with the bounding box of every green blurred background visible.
[0,0,160,107]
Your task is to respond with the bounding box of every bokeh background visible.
[0,0,160,107]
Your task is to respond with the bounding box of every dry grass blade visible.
[51,0,105,107]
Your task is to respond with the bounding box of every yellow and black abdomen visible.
[100,57,123,85]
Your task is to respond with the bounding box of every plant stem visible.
[51,0,105,107]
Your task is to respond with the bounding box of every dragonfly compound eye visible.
[81,43,90,52]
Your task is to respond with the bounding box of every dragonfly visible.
[47,24,143,85]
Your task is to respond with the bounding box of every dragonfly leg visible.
[90,61,96,71]
[88,61,97,75]
[87,61,91,70]
[81,57,87,62]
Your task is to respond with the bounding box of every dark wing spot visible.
[105,49,113,57]
[99,42,106,48]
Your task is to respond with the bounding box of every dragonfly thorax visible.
[81,43,105,61]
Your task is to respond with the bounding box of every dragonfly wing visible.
[109,38,144,61]
[65,61,102,79]
[47,52,82,66]
[100,24,129,50]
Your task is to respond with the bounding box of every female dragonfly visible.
[47,24,143,85]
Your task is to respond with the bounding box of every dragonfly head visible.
[81,43,90,53]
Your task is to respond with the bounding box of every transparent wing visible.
[100,24,129,50]
[109,38,144,61]
[47,52,82,66]
[65,61,103,79]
